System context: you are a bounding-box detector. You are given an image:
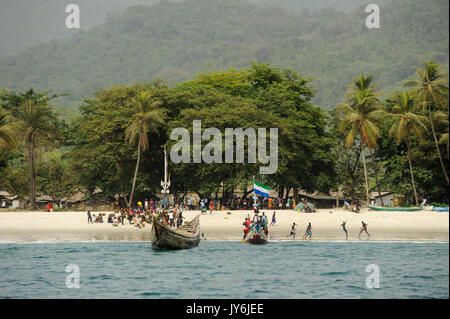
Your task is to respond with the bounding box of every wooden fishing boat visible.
[150,215,200,250]
[365,204,423,211]
[242,224,268,245]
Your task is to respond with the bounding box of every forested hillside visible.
[0,0,447,110]
[0,0,392,58]
[0,0,160,57]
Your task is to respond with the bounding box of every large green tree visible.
[337,74,385,203]
[125,91,166,208]
[0,107,16,151]
[68,83,168,204]
[12,99,60,209]
[387,91,429,205]
[404,61,449,185]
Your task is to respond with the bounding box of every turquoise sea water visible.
[0,241,448,299]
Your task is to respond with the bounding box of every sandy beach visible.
[0,207,448,243]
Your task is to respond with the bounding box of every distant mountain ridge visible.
[0,0,393,58]
[0,0,447,110]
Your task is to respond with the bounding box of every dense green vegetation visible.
[0,0,447,111]
[0,0,448,208]
[1,61,448,208]
[0,64,337,207]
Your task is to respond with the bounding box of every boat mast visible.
[161,146,170,209]
[253,175,256,210]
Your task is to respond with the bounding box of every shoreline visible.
[1,239,448,244]
[0,208,448,243]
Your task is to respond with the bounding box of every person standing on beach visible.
[270,211,276,226]
[261,212,268,229]
[303,222,312,240]
[168,210,174,227]
[176,211,183,228]
[286,222,296,238]
[209,200,214,214]
[341,221,348,240]
[87,210,93,224]
[359,221,370,239]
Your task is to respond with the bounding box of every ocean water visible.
[0,241,448,299]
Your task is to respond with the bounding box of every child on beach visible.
[270,212,276,226]
[359,221,370,239]
[286,222,296,238]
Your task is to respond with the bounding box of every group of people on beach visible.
[286,222,313,240]
[87,205,186,229]
[239,212,371,241]
[286,220,370,240]
[340,221,370,240]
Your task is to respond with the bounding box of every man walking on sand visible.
[87,210,93,224]
[359,221,370,239]
[303,222,312,240]
[341,221,348,240]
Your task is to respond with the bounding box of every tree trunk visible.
[336,185,340,207]
[428,104,449,185]
[368,148,384,206]
[292,186,300,203]
[278,185,284,199]
[129,141,141,208]
[284,187,291,201]
[123,195,129,208]
[28,135,36,210]
[406,133,419,205]
[360,139,370,204]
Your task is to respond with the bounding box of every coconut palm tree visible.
[338,74,386,204]
[404,61,449,185]
[387,91,429,205]
[433,110,449,159]
[0,108,16,150]
[125,91,165,208]
[440,132,449,159]
[13,100,59,209]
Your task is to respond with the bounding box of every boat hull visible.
[150,218,200,250]
[247,234,268,245]
[242,224,268,245]
[366,204,423,211]
[431,207,449,212]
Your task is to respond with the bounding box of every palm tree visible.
[13,100,59,209]
[125,91,165,208]
[440,132,449,159]
[338,74,386,204]
[433,110,449,159]
[404,61,449,185]
[0,108,16,150]
[387,91,429,205]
